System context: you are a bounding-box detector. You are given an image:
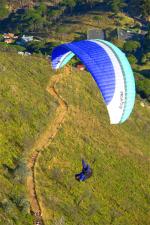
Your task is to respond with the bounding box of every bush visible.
[0,33,4,41]
[26,41,45,53]
[14,159,28,183]
[0,42,26,52]
[135,73,150,101]
[0,199,14,213]
[143,30,150,53]
[127,54,137,65]
[50,167,62,182]
[123,40,141,54]
[141,52,150,64]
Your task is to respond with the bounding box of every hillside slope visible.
[36,68,150,225]
[0,52,150,225]
[0,52,58,224]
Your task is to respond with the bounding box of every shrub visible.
[135,73,150,101]
[0,42,26,52]
[0,199,14,213]
[127,54,137,65]
[50,167,62,182]
[141,52,150,64]
[123,40,141,53]
[14,159,28,184]
[26,41,45,53]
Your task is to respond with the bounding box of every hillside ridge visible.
[27,68,69,224]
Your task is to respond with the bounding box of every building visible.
[3,33,18,39]
[77,64,85,71]
[3,33,14,39]
[18,51,31,56]
[18,51,24,56]
[3,33,19,44]
[16,35,33,46]
[21,35,33,43]
[87,29,105,40]
[4,38,14,44]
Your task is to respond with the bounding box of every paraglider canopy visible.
[51,39,135,124]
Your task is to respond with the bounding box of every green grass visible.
[36,68,150,225]
[0,9,150,224]
[0,52,58,224]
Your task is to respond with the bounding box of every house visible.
[87,29,105,40]
[77,64,85,71]
[3,33,18,39]
[24,52,31,56]
[21,35,33,43]
[18,51,31,56]
[3,33,14,39]
[3,33,19,44]
[116,28,147,40]
[4,38,14,44]
[18,51,24,56]
[16,35,33,46]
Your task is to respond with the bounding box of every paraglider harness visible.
[75,159,92,182]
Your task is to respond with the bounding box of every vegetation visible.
[136,72,150,101]
[0,1,150,224]
[36,67,150,225]
[105,0,126,13]
[0,52,58,224]
[0,0,9,18]
[123,40,141,54]
[0,42,26,52]
[0,0,150,33]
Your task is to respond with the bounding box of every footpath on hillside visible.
[26,67,70,225]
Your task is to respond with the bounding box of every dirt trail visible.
[27,69,69,225]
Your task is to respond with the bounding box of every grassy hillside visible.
[36,68,150,225]
[0,52,58,224]
[0,50,150,225]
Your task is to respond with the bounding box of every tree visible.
[47,9,63,22]
[22,8,46,31]
[141,0,150,19]
[123,40,141,54]
[127,0,150,19]
[127,0,142,16]
[26,41,45,53]
[106,0,126,13]
[0,0,9,18]
[78,0,97,9]
[127,54,137,64]
[141,52,150,64]
[37,3,47,17]
[136,73,150,101]
[143,30,150,53]
[61,0,77,14]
